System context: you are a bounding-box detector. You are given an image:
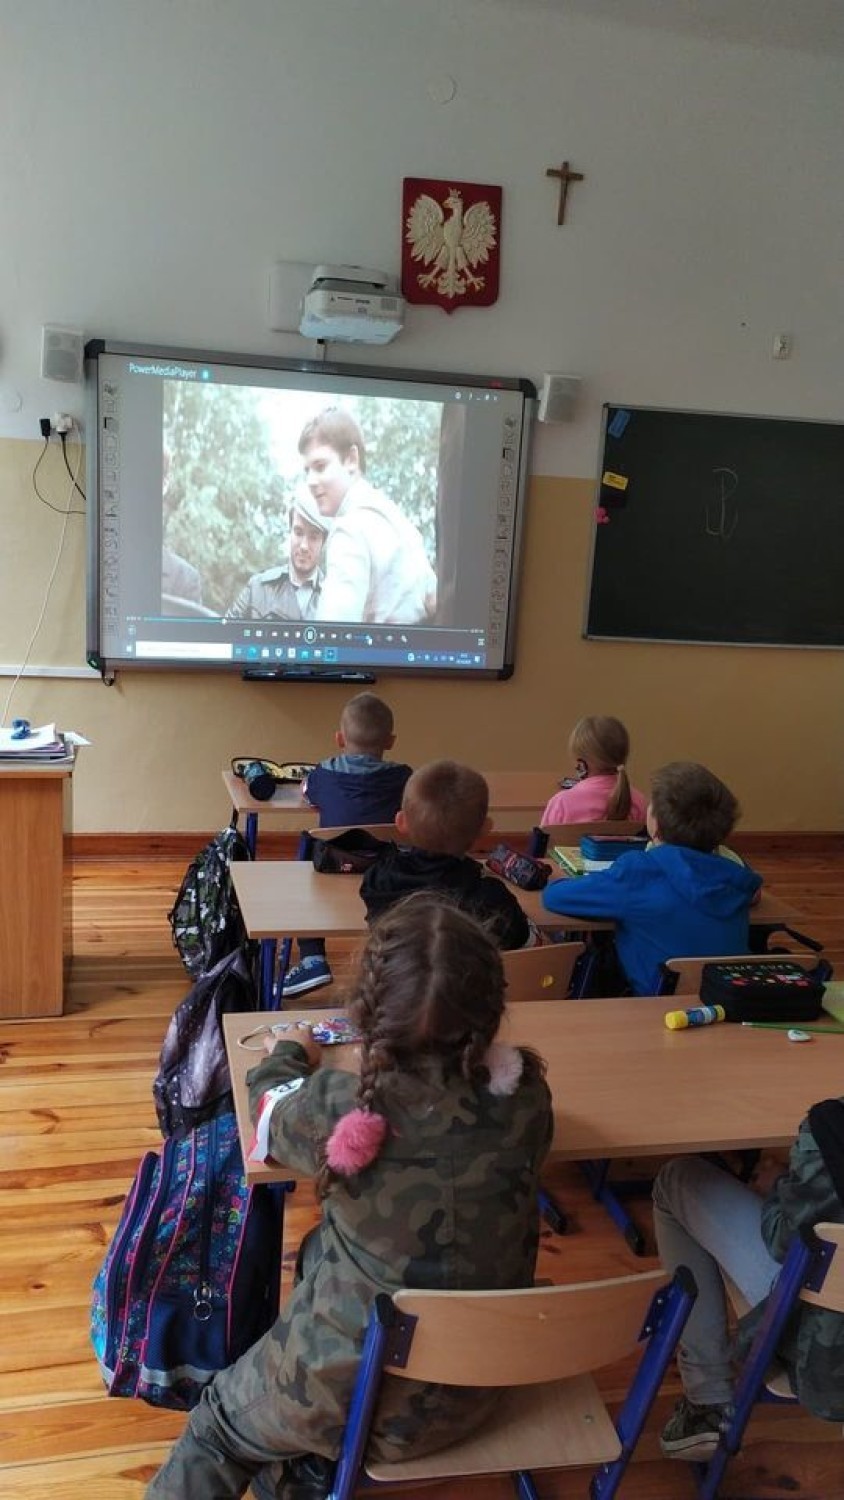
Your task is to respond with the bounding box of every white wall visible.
[2,0,842,465]
[1,1,843,832]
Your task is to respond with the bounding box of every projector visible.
[300,264,405,344]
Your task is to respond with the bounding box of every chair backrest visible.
[663,952,819,997]
[541,820,646,844]
[501,942,584,1001]
[387,1271,668,1387]
[800,1222,844,1313]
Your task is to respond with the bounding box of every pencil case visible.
[699,960,828,1023]
[486,844,551,891]
[579,835,648,872]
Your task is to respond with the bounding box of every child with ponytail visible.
[541,714,647,826]
[146,894,552,1500]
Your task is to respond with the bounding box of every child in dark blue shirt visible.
[542,761,762,995]
[283,693,412,996]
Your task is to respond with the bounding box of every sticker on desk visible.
[311,1017,365,1046]
[607,408,632,440]
[602,471,629,491]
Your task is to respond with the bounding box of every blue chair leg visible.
[579,1159,648,1256]
[591,1267,698,1499]
[259,939,277,1010]
[538,1186,569,1234]
[694,1230,818,1500]
[513,1471,541,1498]
[260,936,294,1011]
[328,1297,396,1500]
[245,811,258,858]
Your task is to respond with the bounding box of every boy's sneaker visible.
[281,956,333,997]
[660,1396,729,1459]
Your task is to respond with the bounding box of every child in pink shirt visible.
[541,715,647,826]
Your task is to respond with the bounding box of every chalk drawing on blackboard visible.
[705,467,739,540]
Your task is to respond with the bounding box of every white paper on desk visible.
[62,729,92,746]
[0,721,62,753]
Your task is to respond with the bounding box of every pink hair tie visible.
[326,1108,388,1175]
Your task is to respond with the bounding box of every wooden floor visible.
[1,844,843,1498]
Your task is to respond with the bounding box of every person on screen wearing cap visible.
[225,489,329,621]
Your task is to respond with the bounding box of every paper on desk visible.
[63,729,92,746]
[0,720,62,753]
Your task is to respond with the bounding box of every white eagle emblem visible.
[405,188,497,299]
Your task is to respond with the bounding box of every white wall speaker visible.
[40,325,84,383]
[538,373,581,423]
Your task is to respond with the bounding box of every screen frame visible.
[85,339,536,683]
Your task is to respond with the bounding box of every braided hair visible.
[316,892,536,1197]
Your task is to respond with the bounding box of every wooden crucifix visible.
[546,160,585,224]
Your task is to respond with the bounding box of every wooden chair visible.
[501,941,585,1002]
[328,1268,697,1500]
[697,1222,844,1499]
[502,941,585,1233]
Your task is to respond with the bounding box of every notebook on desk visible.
[551,846,585,876]
[822,981,844,1024]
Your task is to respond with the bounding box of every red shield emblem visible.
[402,177,501,313]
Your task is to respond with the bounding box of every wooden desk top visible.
[223,769,558,823]
[229,860,610,938]
[0,761,73,779]
[224,998,844,1184]
[230,859,804,942]
[223,770,311,824]
[540,878,805,933]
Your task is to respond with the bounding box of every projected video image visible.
[161,382,444,628]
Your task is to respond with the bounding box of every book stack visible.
[0,721,76,767]
[551,846,584,876]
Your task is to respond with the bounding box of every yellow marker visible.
[602,471,629,491]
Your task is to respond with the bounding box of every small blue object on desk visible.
[10,718,30,740]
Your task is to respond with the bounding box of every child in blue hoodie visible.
[542,761,762,995]
[282,693,412,996]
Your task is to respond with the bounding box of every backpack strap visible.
[807,1099,844,1208]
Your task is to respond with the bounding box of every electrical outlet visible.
[772,333,792,360]
[52,413,73,433]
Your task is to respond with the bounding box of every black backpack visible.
[153,946,260,1139]
[168,819,252,977]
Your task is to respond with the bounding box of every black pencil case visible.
[699,960,827,1023]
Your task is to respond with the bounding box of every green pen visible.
[741,1021,844,1034]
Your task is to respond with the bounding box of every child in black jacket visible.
[360,759,531,950]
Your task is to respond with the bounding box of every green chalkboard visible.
[586,405,844,648]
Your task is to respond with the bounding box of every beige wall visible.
[4,436,841,832]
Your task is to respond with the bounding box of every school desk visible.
[230,860,608,1006]
[223,768,560,856]
[230,858,810,1008]
[223,997,844,1188]
[0,763,73,1018]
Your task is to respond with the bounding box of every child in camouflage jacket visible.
[146,893,553,1499]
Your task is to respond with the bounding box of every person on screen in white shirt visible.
[298,407,436,625]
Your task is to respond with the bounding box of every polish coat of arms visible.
[401,177,502,311]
